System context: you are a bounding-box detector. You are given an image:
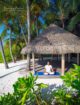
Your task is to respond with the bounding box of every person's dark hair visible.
[47,61,51,65]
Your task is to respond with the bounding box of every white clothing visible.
[45,65,52,73]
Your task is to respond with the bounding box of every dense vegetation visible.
[0,0,80,64]
[0,64,80,105]
[0,1,80,104]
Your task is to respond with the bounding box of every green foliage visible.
[13,73,48,105]
[4,46,12,62]
[54,0,70,22]
[53,86,73,105]
[1,65,80,105]
[52,64,80,105]
[0,73,48,105]
[0,0,80,104]
[69,0,80,13]
[0,93,18,105]
[61,64,80,92]
[0,42,23,63]
[68,12,80,31]
[0,45,11,63]
[44,13,56,25]
[12,44,21,58]
[0,52,3,63]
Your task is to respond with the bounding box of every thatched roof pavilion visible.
[21,24,80,54]
[21,24,80,75]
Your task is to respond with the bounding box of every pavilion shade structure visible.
[21,24,80,55]
[21,24,80,76]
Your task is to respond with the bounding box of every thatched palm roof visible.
[21,24,80,54]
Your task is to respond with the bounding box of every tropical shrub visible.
[62,64,80,91]
[0,52,3,63]
[0,73,48,105]
[52,86,75,105]
[4,47,12,62]
[0,47,12,63]
[12,44,21,59]
[0,65,80,105]
[13,73,48,105]
[52,64,80,105]
[0,93,17,105]
[0,42,24,63]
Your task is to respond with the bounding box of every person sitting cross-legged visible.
[44,61,54,75]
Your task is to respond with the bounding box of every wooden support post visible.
[27,53,30,70]
[22,54,25,60]
[61,54,65,76]
[32,53,35,73]
[77,53,79,65]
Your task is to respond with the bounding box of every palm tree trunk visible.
[20,24,27,45]
[27,0,30,44]
[26,0,30,70]
[9,34,15,62]
[35,18,39,36]
[61,19,64,29]
[0,37,9,69]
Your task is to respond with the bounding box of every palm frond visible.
[69,0,80,13]
[1,28,7,39]
[68,12,80,31]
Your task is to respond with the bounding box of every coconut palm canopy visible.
[21,24,80,55]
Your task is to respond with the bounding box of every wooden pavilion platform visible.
[21,24,80,76]
[29,57,74,78]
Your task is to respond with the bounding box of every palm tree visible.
[19,23,27,45]
[46,0,80,31]
[67,0,80,31]
[9,31,15,62]
[68,12,80,31]
[0,0,50,70]
[26,0,31,70]
[0,36,8,69]
[7,24,15,62]
[54,0,70,28]
[26,0,50,70]
[30,0,50,36]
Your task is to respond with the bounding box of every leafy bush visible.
[62,64,80,91]
[52,86,75,105]
[52,64,80,105]
[0,73,48,105]
[4,47,12,62]
[0,93,17,105]
[0,47,11,63]
[12,44,21,59]
[0,52,3,63]
[0,43,22,63]
[0,65,80,105]
[13,73,48,105]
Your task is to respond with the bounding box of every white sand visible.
[0,60,63,95]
